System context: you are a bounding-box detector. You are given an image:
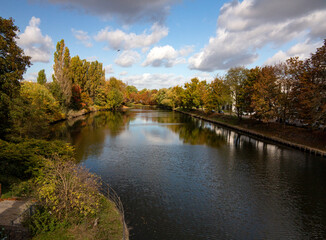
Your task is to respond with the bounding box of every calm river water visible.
[51,108,326,239]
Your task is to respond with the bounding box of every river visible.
[51,108,326,239]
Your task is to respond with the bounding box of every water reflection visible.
[51,109,326,239]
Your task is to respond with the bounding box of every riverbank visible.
[31,196,128,240]
[52,105,131,124]
[0,137,128,239]
[175,109,326,157]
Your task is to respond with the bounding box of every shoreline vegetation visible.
[0,140,128,240]
[175,108,326,157]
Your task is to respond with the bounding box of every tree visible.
[70,84,82,110]
[240,67,260,116]
[0,17,31,138]
[171,85,185,108]
[225,67,248,118]
[126,85,138,102]
[251,66,279,122]
[11,82,64,137]
[37,69,47,85]
[183,78,201,109]
[205,77,231,112]
[85,61,105,102]
[94,78,125,110]
[306,40,326,126]
[52,39,71,108]
[284,56,313,125]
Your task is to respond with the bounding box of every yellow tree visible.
[251,66,279,122]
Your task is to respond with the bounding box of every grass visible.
[32,196,124,240]
[1,180,32,200]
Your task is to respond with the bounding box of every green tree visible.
[52,39,71,108]
[0,17,31,138]
[205,77,231,112]
[11,82,64,137]
[225,67,248,118]
[94,78,125,110]
[85,61,105,102]
[183,78,201,109]
[37,69,47,85]
[170,85,185,108]
[126,85,138,102]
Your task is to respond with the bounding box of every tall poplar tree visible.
[52,39,71,108]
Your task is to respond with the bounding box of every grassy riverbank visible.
[176,108,326,156]
[32,196,125,240]
[0,138,127,240]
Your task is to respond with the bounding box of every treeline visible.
[1,16,325,139]
[44,39,131,111]
[131,40,326,128]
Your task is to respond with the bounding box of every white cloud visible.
[24,72,38,82]
[86,56,98,62]
[119,71,128,76]
[72,28,93,47]
[189,0,326,71]
[114,50,141,67]
[104,64,114,74]
[122,73,186,89]
[38,0,180,23]
[143,45,194,67]
[16,16,54,63]
[265,40,323,65]
[94,23,168,50]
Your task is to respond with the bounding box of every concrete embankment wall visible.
[175,109,326,158]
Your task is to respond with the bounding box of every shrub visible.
[35,156,101,221]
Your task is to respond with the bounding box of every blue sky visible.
[1,0,325,89]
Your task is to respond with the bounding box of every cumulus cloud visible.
[95,23,168,50]
[36,0,180,23]
[189,0,326,71]
[265,40,323,65]
[16,16,54,63]
[104,64,114,74]
[119,71,128,76]
[143,45,194,67]
[114,50,141,67]
[72,28,92,47]
[122,73,186,89]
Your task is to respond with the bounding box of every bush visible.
[35,156,101,221]
[0,138,74,192]
[24,206,68,236]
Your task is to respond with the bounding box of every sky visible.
[1,0,326,89]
